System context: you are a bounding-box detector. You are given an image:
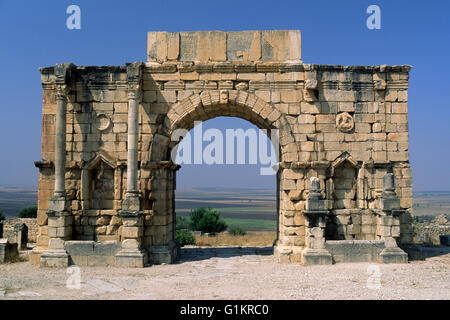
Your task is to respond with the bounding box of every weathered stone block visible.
[40,249,69,268]
[0,239,19,264]
[122,226,143,238]
[379,247,408,264]
[64,241,95,256]
[301,248,332,265]
[115,249,147,268]
[326,240,385,263]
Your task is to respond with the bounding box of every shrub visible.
[18,205,37,218]
[189,207,227,235]
[176,215,190,230]
[176,229,196,246]
[0,210,5,221]
[228,226,246,236]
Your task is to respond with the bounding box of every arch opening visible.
[171,116,279,255]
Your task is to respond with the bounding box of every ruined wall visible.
[3,218,38,243]
[34,30,413,264]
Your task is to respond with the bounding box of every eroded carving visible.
[336,112,354,133]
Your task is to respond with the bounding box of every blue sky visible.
[0,0,449,190]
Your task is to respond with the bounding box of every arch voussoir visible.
[170,90,280,132]
[235,90,249,107]
[165,89,300,161]
[199,90,212,108]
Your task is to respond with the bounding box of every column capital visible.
[55,84,70,101]
[126,62,144,100]
[127,83,141,100]
[53,63,75,100]
[54,62,75,82]
[126,61,144,82]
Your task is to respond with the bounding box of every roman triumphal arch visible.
[32,30,418,267]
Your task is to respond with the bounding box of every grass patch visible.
[175,215,276,231]
[223,218,276,231]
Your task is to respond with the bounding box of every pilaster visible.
[39,63,75,268]
[115,62,147,267]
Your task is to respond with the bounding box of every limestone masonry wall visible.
[33,30,414,266]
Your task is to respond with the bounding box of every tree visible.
[0,209,5,221]
[175,229,196,246]
[175,216,196,246]
[189,207,227,235]
[176,215,190,230]
[18,205,37,218]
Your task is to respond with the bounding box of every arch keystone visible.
[200,91,212,107]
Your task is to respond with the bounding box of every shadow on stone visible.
[175,246,273,263]
[414,244,450,259]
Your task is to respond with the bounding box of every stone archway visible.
[34,30,416,268]
[142,90,300,263]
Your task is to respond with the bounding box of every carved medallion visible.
[95,113,112,132]
[336,112,354,133]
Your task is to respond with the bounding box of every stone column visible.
[121,62,143,212]
[40,63,74,268]
[54,85,68,197]
[301,177,332,265]
[115,62,147,268]
[376,173,408,263]
[123,87,140,207]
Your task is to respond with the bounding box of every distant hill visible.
[0,187,37,217]
[1,186,449,220]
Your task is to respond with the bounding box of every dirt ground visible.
[0,245,449,300]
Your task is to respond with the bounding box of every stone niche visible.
[75,153,123,241]
[325,152,375,240]
[81,154,118,211]
[88,161,114,210]
[333,161,357,210]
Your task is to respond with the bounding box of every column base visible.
[40,249,69,268]
[47,193,70,212]
[121,193,140,212]
[379,247,408,264]
[273,245,303,263]
[301,248,333,265]
[115,249,147,268]
[148,241,179,264]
